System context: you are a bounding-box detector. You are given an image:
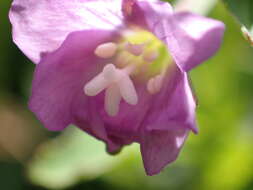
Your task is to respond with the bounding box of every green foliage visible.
[28,127,141,189]
[223,0,253,45]
[173,0,218,15]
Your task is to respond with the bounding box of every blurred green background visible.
[1,0,253,190]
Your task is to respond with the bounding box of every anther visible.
[147,78,156,94]
[154,75,163,92]
[95,42,117,58]
[147,75,163,94]
[125,42,144,56]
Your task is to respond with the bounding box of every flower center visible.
[84,29,172,116]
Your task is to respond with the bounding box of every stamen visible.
[105,84,121,116]
[95,42,117,58]
[125,43,144,56]
[147,78,156,94]
[154,75,163,92]
[147,75,163,94]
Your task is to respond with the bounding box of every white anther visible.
[147,75,163,94]
[143,51,159,62]
[105,84,121,116]
[147,78,156,94]
[125,43,144,56]
[154,75,163,92]
[102,64,118,81]
[95,42,117,58]
[118,72,138,105]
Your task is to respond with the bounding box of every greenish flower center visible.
[118,29,172,79]
[84,29,173,116]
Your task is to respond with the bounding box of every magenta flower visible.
[9,0,224,175]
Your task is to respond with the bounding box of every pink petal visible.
[140,128,189,175]
[154,12,225,71]
[29,29,120,151]
[138,66,196,175]
[123,0,225,71]
[122,0,173,29]
[143,66,198,133]
[9,0,123,63]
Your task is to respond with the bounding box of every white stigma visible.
[84,64,138,116]
[102,64,117,81]
[84,72,110,96]
[105,84,121,116]
[118,73,138,105]
[95,42,117,58]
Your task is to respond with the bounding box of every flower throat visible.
[84,29,172,116]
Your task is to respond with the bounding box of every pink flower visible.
[9,0,224,175]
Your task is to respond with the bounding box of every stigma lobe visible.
[84,64,138,116]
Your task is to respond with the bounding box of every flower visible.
[9,0,224,175]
